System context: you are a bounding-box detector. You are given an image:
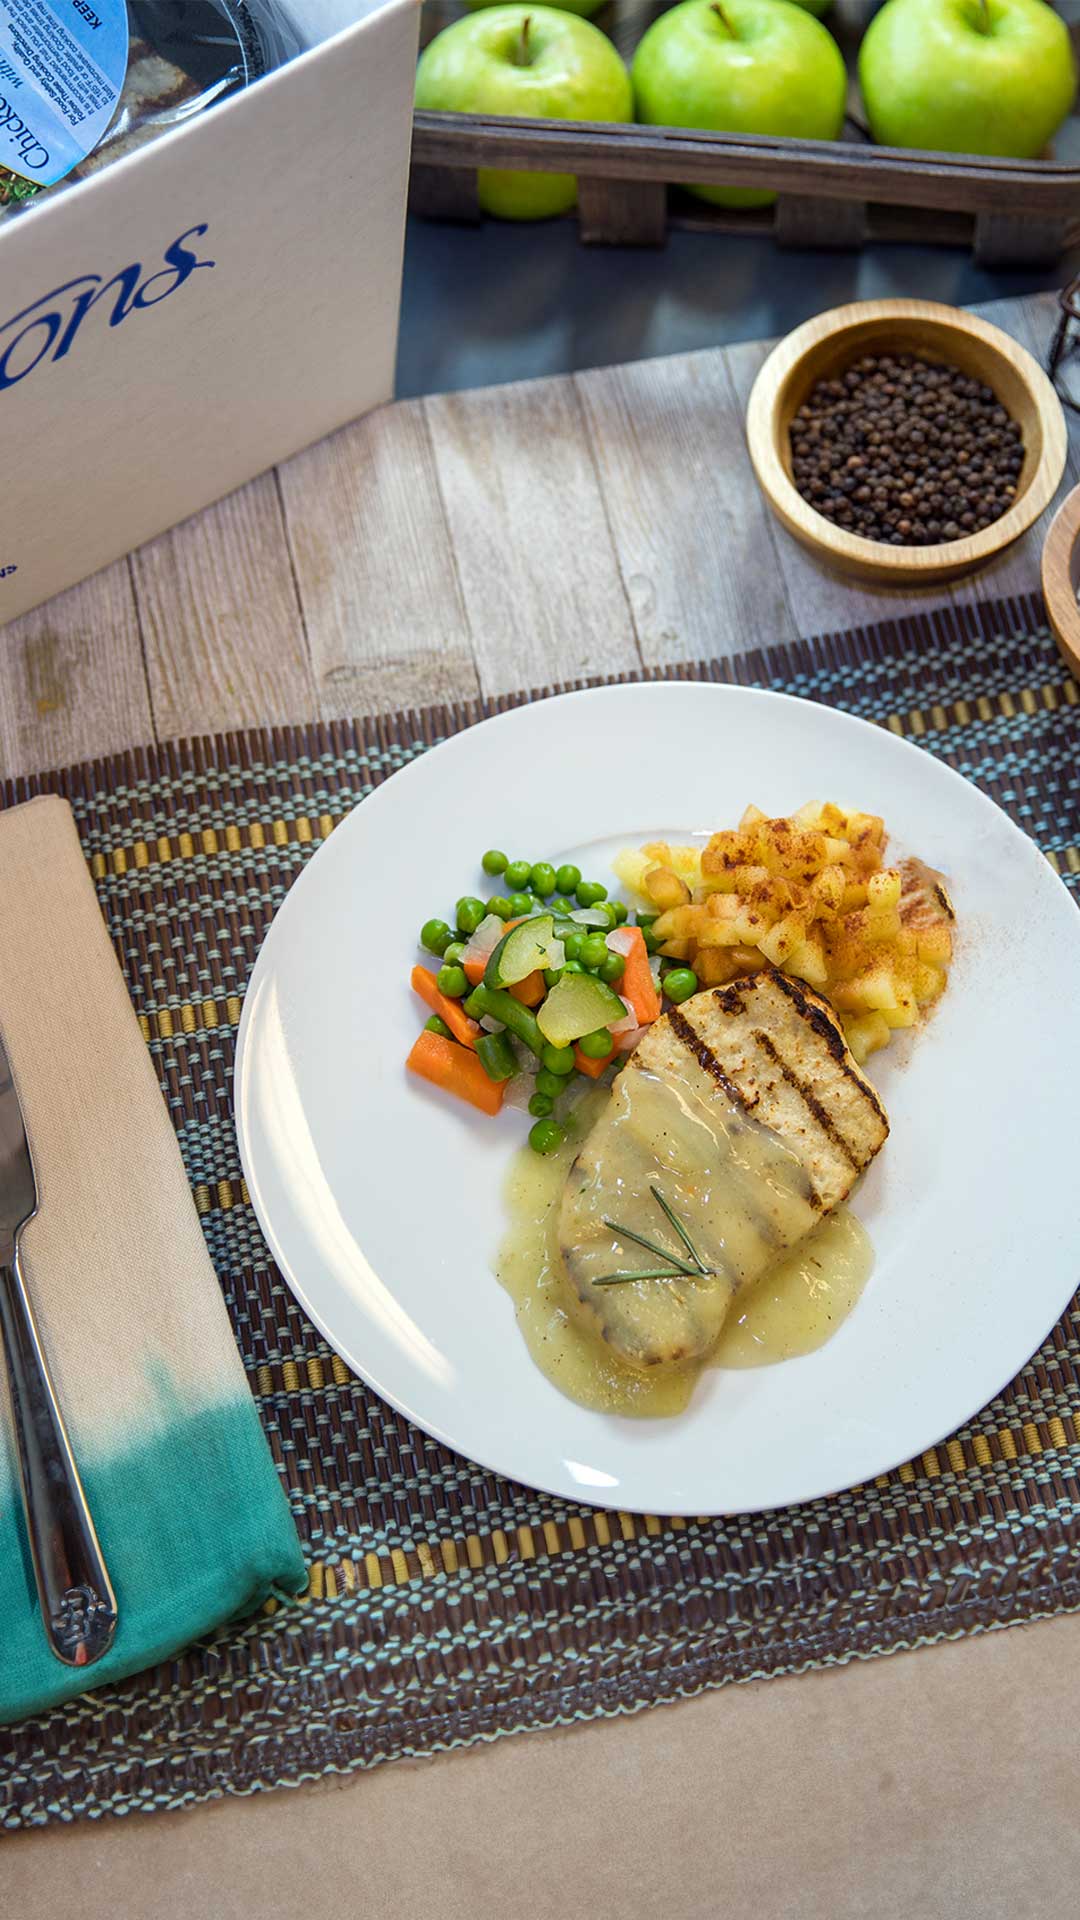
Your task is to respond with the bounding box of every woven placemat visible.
[3,588,1080,1829]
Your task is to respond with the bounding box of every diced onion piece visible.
[570,907,611,927]
[461,912,506,975]
[605,926,635,957]
[608,995,638,1038]
[503,1072,537,1112]
[615,1023,646,1053]
[648,954,663,985]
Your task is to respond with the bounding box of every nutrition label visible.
[0,0,127,185]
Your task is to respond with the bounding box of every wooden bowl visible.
[746,298,1068,588]
[1042,482,1080,677]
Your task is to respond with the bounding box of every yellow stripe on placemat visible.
[85,672,1080,885]
[277,1401,1075,1603]
[88,811,340,881]
[882,675,1077,742]
[251,1406,1080,1614]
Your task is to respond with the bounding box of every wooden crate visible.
[410,0,1080,264]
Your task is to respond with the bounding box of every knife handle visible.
[0,1243,117,1668]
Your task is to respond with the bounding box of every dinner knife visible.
[0,1032,117,1667]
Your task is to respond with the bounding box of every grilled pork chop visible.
[558,971,889,1371]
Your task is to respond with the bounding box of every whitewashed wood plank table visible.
[2,289,1076,778]
[7,287,1080,1920]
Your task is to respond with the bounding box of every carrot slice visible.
[619,927,661,1026]
[510,969,545,1007]
[574,1038,616,1078]
[411,965,480,1050]
[407,1029,505,1116]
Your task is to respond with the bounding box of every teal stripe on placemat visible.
[3,590,1080,1829]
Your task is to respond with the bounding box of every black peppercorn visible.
[787,352,1025,546]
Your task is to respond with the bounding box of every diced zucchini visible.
[483,913,564,989]
[536,972,627,1048]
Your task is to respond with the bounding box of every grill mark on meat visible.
[666,1006,758,1112]
[665,1003,823,1216]
[753,1027,861,1171]
[765,970,890,1133]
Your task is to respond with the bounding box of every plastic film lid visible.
[0,0,129,187]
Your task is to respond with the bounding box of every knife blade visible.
[0,1031,117,1668]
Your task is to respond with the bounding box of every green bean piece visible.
[476,1030,517,1082]
[423,1015,453,1039]
[470,984,544,1057]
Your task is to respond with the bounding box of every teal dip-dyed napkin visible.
[0,797,305,1723]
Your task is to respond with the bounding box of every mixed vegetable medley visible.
[407,849,700,1154]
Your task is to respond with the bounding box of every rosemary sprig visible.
[595,1188,713,1288]
[601,1217,697,1276]
[594,1268,689,1288]
[649,1185,710,1276]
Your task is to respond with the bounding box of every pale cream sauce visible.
[495,1084,874,1419]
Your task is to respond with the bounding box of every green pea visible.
[642,925,663,954]
[486,896,513,921]
[508,892,534,919]
[556,863,581,895]
[436,963,469,998]
[535,1068,564,1099]
[593,902,620,929]
[530,862,557,897]
[664,967,699,1005]
[443,940,467,966]
[636,911,657,929]
[424,1014,453,1039]
[541,1043,576,1077]
[562,959,585,975]
[456,896,486,936]
[420,918,453,957]
[599,951,626,985]
[529,1117,566,1156]
[481,850,508,876]
[528,1092,554,1118]
[578,1028,615,1060]
[505,859,532,891]
[611,900,629,924]
[581,933,609,970]
[562,930,586,963]
[576,880,608,907]
[543,966,564,990]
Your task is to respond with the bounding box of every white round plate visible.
[235,684,1080,1514]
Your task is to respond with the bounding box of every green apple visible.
[631,0,848,209]
[415,7,632,219]
[860,0,1077,158]
[465,0,605,16]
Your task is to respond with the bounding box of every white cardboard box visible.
[0,0,420,623]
